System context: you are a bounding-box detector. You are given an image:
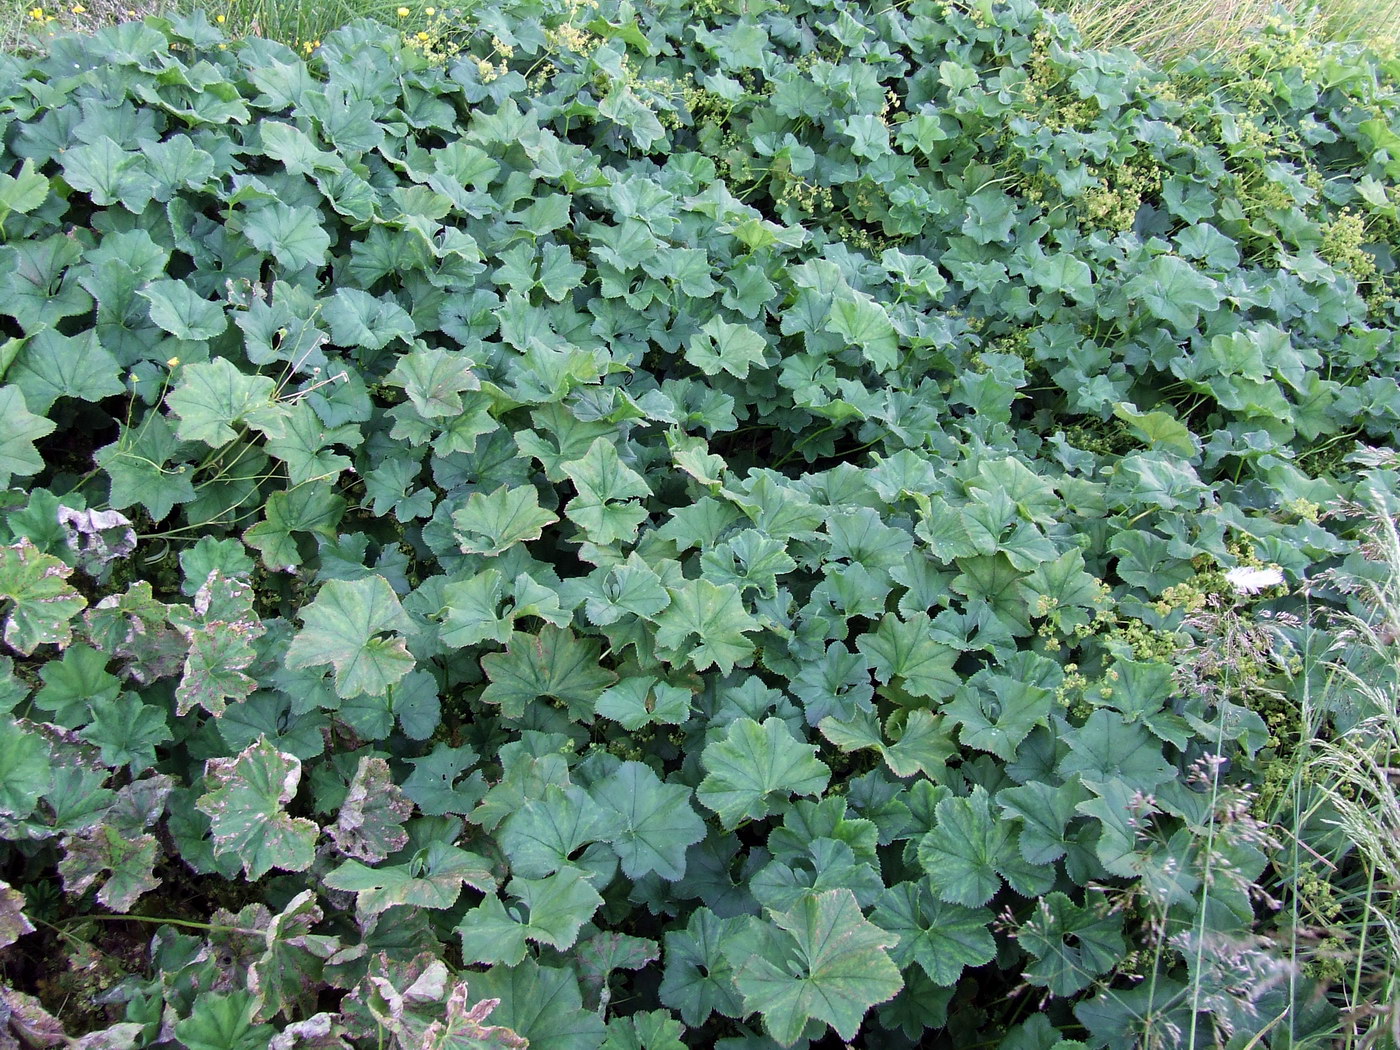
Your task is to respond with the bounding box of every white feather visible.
[1224,566,1284,594]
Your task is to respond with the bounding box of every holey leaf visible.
[285,576,415,700]
[731,889,903,1047]
[697,717,830,829]
[196,738,318,881]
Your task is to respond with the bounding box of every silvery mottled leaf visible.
[56,506,136,576]
[196,738,318,881]
[330,756,412,862]
[0,882,33,949]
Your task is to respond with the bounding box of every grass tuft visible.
[1043,0,1400,64]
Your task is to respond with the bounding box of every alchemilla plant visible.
[1,0,1399,1046]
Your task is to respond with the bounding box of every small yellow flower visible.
[166,356,180,367]
[416,30,428,40]
[216,12,225,21]
[425,5,435,12]
[28,7,42,19]
[396,5,409,14]
[218,41,226,48]
[70,4,85,12]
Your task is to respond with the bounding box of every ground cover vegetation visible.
[1,0,1400,1046]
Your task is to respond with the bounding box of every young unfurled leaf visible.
[285,576,415,700]
[197,738,318,881]
[0,539,86,655]
[330,755,412,862]
[730,888,903,1047]
[697,717,830,829]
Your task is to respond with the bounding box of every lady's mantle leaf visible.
[0,386,55,487]
[1057,710,1176,790]
[196,738,318,881]
[0,881,34,949]
[330,755,412,862]
[139,279,229,342]
[685,316,769,379]
[167,357,287,447]
[872,881,995,986]
[0,721,50,819]
[1017,891,1126,996]
[590,761,706,881]
[659,907,746,1026]
[697,717,830,829]
[499,783,609,878]
[856,612,960,700]
[654,578,761,675]
[285,576,415,700]
[0,539,86,656]
[323,843,495,921]
[171,571,266,716]
[418,980,528,1050]
[452,485,559,557]
[731,888,903,1047]
[387,346,480,418]
[918,786,1055,907]
[243,203,332,271]
[457,866,603,966]
[470,958,606,1050]
[480,624,618,720]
